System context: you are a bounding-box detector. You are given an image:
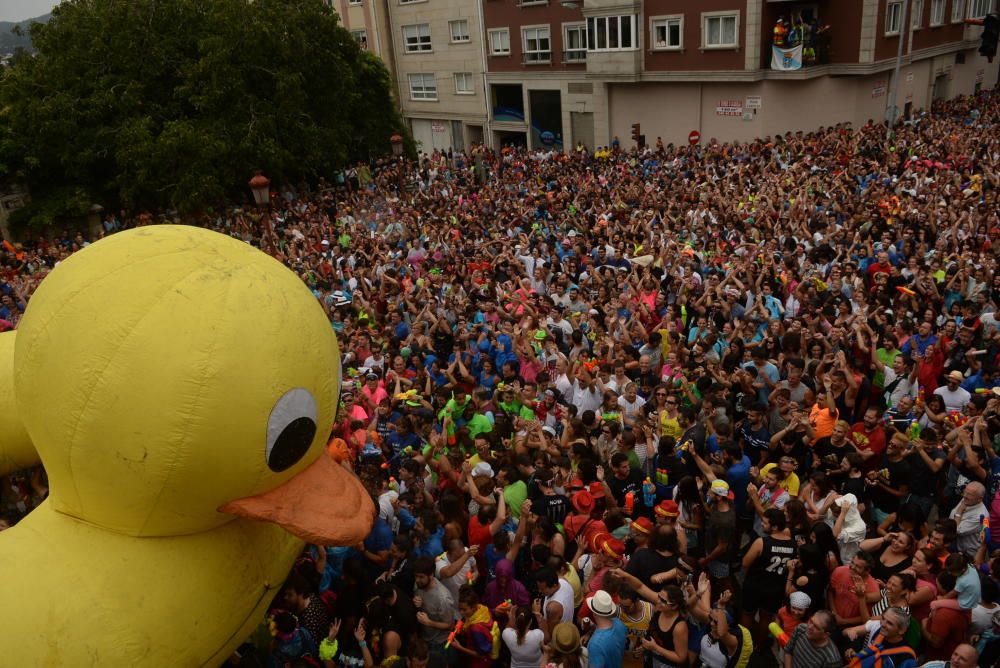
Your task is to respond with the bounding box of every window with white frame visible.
[347,0,362,5]
[564,23,587,60]
[402,24,432,52]
[488,28,511,55]
[449,19,470,43]
[586,15,639,51]
[952,0,966,22]
[885,1,903,34]
[968,0,994,18]
[930,0,946,24]
[911,0,923,26]
[408,73,437,100]
[454,72,475,94]
[703,13,738,48]
[651,16,683,50]
[522,25,551,62]
[351,29,368,48]
[399,0,425,4]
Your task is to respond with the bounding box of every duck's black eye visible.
[266,389,318,472]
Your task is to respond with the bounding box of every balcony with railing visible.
[522,51,553,65]
[760,1,833,71]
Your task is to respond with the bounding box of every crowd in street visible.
[3,89,1000,668]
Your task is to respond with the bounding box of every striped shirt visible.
[869,594,909,621]
[784,625,841,668]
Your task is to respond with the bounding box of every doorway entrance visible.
[571,112,595,151]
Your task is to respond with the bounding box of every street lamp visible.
[248,171,275,252]
[249,172,270,207]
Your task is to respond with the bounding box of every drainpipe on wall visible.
[384,0,405,118]
[370,0,384,70]
[698,83,704,139]
[886,0,910,138]
[906,4,915,55]
[476,0,492,148]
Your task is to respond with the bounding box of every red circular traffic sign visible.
[688,130,701,145]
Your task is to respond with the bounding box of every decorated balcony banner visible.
[772,44,803,71]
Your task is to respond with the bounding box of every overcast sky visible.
[0,0,57,23]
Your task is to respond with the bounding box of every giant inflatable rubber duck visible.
[0,225,374,665]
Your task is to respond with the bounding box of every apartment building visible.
[325,0,391,64]
[482,0,998,149]
[383,0,490,151]
[351,0,998,152]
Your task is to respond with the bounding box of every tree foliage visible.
[0,0,404,220]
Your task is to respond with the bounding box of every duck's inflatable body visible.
[0,226,374,665]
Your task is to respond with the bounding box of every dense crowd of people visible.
[3,89,1000,668]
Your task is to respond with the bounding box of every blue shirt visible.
[961,371,997,394]
[363,517,394,580]
[687,326,709,344]
[956,565,982,609]
[414,526,445,558]
[386,430,420,457]
[310,545,354,592]
[494,334,518,370]
[587,618,627,668]
[762,295,782,320]
[738,422,771,464]
[727,455,752,514]
[901,333,937,357]
[743,361,779,404]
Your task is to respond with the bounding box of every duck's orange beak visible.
[219,450,374,546]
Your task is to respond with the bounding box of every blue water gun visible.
[642,477,656,507]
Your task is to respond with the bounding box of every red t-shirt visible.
[924,606,969,661]
[468,516,494,552]
[829,565,878,620]
[849,424,886,472]
[777,606,806,637]
[865,261,891,288]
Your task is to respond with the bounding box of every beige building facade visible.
[606,49,997,148]
[382,0,489,153]
[332,0,999,153]
[325,0,391,67]
[481,0,998,150]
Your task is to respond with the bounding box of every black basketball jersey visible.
[748,534,798,587]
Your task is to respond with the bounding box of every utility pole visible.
[886,0,910,139]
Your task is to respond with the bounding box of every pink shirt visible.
[910,577,938,621]
[519,357,543,383]
[345,404,369,423]
[362,384,389,407]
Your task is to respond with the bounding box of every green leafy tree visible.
[0,0,404,223]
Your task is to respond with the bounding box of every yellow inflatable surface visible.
[0,332,34,474]
[0,225,375,665]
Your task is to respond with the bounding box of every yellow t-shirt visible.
[620,600,654,668]
[564,564,584,608]
[660,412,682,440]
[760,463,800,497]
[656,328,672,360]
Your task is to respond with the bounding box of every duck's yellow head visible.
[13,225,372,541]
